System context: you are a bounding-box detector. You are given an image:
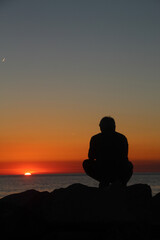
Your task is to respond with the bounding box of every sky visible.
[0,0,160,174]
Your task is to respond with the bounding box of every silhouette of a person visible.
[83,117,133,187]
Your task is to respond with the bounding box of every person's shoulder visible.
[115,132,128,141]
[90,133,102,140]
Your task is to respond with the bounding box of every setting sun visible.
[24,172,31,176]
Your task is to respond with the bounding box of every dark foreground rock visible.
[0,183,159,240]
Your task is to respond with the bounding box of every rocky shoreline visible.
[0,183,160,239]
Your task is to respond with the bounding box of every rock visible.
[43,183,152,224]
[0,184,153,239]
[152,192,160,223]
[150,193,160,239]
[0,189,50,239]
[126,184,152,220]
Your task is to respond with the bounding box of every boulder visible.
[0,183,153,239]
[150,193,160,239]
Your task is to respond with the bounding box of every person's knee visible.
[128,161,133,171]
[82,159,89,170]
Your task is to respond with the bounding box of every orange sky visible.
[1,160,160,175]
[0,132,160,175]
[0,160,83,175]
[0,114,160,174]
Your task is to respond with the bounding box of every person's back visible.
[83,116,133,187]
[89,131,128,168]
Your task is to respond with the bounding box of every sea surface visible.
[0,173,160,199]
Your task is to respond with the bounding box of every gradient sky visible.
[0,0,160,174]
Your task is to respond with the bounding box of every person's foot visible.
[99,181,109,189]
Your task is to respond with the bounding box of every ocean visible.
[0,173,160,199]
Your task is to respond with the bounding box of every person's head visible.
[99,116,116,133]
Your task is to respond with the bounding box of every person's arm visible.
[88,137,96,160]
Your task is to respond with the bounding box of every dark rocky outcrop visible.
[0,183,159,240]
